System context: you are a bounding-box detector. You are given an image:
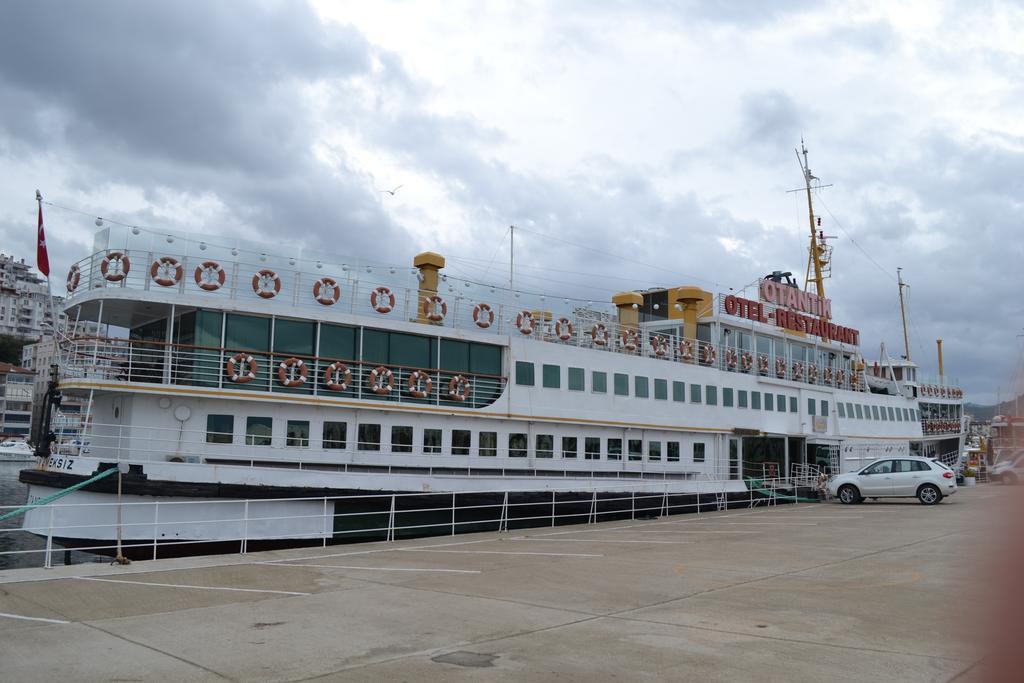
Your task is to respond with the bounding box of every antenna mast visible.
[897,267,911,361]
[795,140,830,299]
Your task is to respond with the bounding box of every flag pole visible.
[36,190,62,456]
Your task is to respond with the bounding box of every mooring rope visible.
[0,467,118,523]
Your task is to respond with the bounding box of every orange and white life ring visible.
[701,344,717,366]
[757,354,769,375]
[620,329,639,352]
[806,364,818,384]
[407,370,433,398]
[368,365,394,395]
[516,310,536,335]
[422,295,447,322]
[591,323,610,346]
[724,348,738,369]
[194,261,226,291]
[150,256,183,287]
[650,335,669,357]
[775,357,786,378]
[791,362,804,381]
[851,373,861,389]
[371,286,395,314]
[679,338,695,362]
[323,361,352,391]
[448,374,471,402]
[824,367,834,385]
[101,252,130,282]
[225,352,258,383]
[554,317,574,341]
[252,269,281,299]
[313,277,340,306]
[66,265,81,293]
[837,369,847,386]
[277,357,308,387]
[472,303,494,329]
[740,352,753,372]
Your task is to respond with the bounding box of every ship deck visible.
[0,486,1003,682]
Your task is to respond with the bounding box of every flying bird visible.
[380,185,403,196]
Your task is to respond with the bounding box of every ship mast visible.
[795,140,829,299]
[897,267,911,361]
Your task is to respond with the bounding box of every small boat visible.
[0,440,36,463]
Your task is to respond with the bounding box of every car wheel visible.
[917,484,942,505]
[1005,472,1019,486]
[838,485,860,504]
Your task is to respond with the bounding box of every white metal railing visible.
[0,477,797,570]
[921,419,964,436]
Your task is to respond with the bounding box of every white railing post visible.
[323,497,329,547]
[241,499,249,555]
[631,489,636,521]
[152,500,160,561]
[386,495,396,542]
[44,505,55,569]
[498,491,509,533]
[551,491,556,527]
[451,493,456,536]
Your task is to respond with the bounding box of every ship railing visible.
[0,475,793,570]
[62,249,870,392]
[60,337,507,410]
[920,418,964,436]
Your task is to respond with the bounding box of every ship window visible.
[648,441,662,461]
[872,406,880,420]
[226,314,270,352]
[390,425,413,453]
[274,319,315,355]
[245,416,273,446]
[362,329,391,364]
[206,414,234,444]
[515,361,535,386]
[859,404,867,419]
[738,390,748,408]
[452,429,471,455]
[705,385,717,405]
[323,421,347,449]
[821,401,829,417]
[764,393,774,411]
[903,408,911,421]
[479,431,497,456]
[667,442,680,462]
[423,428,442,454]
[536,434,554,458]
[635,376,649,398]
[887,407,896,421]
[789,396,797,413]
[509,433,527,457]
[690,383,702,404]
[776,394,786,412]
[585,437,601,460]
[319,324,358,361]
[672,381,685,402]
[807,399,816,416]
[838,402,846,418]
[592,371,608,393]
[751,392,761,410]
[607,438,622,461]
[894,407,902,422]
[693,443,706,463]
[542,364,561,389]
[614,373,629,396]
[723,388,734,407]
[568,367,585,391]
[391,332,433,369]
[439,339,468,371]
[912,409,919,421]
[286,420,310,447]
[470,343,501,375]
[562,436,578,458]
[654,378,667,400]
[847,402,855,418]
[358,423,381,451]
[628,439,643,461]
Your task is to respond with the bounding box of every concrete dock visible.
[0,487,1002,682]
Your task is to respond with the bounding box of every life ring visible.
[740,352,753,372]
[323,361,352,391]
[252,269,281,299]
[150,256,183,287]
[757,354,769,375]
[701,344,717,366]
[194,261,226,291]
[554,317,574,341]
[837,369,847,386]
[472,303,494,329]
[276,357,308,387]
[516,310,536,335]
[66,265,81,293]
[225,353,258,384]
[806,364,818,384]
[775,357,786,378]
[724,348,738,369]
[313,277,340,306]
[407,370,433,398]
[650,335,669,357]
[824,367,834,385]
[371,286,395,314]
[100,252,130,282]
[679,339,695,362]
[422,295,447,322]
[620,329,639,352]
[851,373,861,389]
[791,362,804,381]
[448,374,471,402]
[591,323,610,346]
[368,366,394,395]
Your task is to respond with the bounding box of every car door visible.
[889,460,920,496]
[858,459,895,496]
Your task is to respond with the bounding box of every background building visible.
[0,361,35,438]
[0,252,64,340]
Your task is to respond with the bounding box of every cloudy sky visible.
[1,0,1021,403]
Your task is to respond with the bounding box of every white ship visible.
[0,439,35,463]
[21,147,965,552]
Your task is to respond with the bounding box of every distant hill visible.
[966,395,1024,421]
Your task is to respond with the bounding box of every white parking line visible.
[0,611,70,624]
[603,529,757,534]
[691,522,819,526]
[399,549,603,557]
[266,538,495,563]
[510,537,692,545]
[261,562,481,574]
[74,576,310,596]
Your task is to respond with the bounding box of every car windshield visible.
[862,460,892,475]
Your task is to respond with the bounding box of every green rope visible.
[0,467,119,523]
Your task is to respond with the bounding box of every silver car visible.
[991,451,1024,485]
[828,456,958,505]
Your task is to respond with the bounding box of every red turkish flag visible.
[37,200,50,277]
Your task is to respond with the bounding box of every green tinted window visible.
[568,367,585,391]
[673,381,685,402]
[723,388,734,407]
[390,332,432,368]
[274,319,315,355]
[635,376,649,398]
[789,396,797,413]
[592,371,607,393]
[515,361,535,386]
[690,383,702,403]
[226,314,270,352]
[778,394,786,412]
[838,402,846,418]
[808,398,816,416]
[319,324,357,360]
[206,414,233,444]
[440,339,469,371]
[614,373,629,396]
[764,393,774,411]
[245,416,272,446]
[286,420,309,447]
[654,378,667,400]
[361,328,389,364]
[392,426,413,453]
[738,390,748,408]
[705,385,717,405]
[470,343,501,375]
[822,401,830,417]
[195,310,222,346]
[543,364,561,389]
[751,392,761,410]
